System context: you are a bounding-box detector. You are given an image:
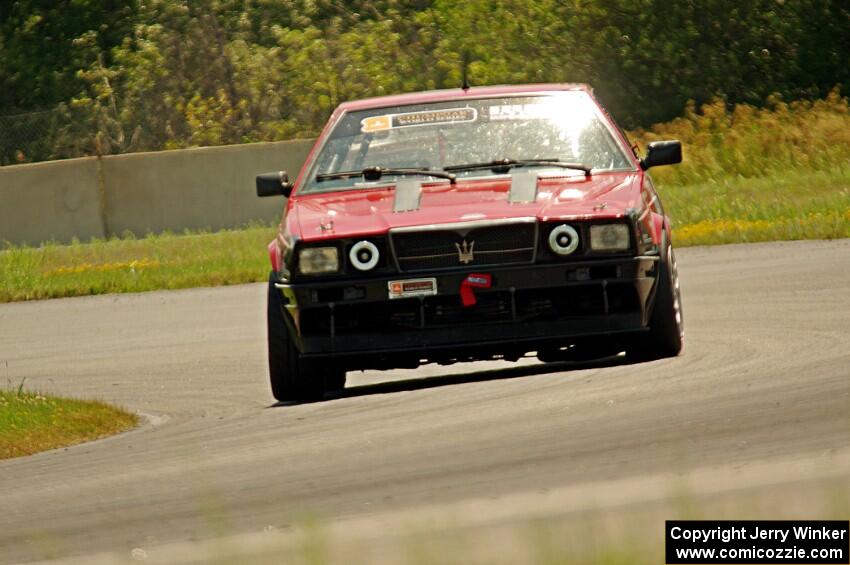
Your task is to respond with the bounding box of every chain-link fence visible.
[0,107,75,166]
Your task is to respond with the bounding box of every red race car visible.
[257,84,683,401]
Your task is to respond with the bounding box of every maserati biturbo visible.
[257,84,684,401]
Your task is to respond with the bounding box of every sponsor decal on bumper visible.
[388,277,438,299]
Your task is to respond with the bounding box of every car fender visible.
[268,239,281,273]
[652,214,666,246]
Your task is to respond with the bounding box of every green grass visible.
[634,90,850,245]
[664,166,850,246]
[0,386,138,459]
[0,224,277,303]
[632,90,850,186]
[1,167,848,304]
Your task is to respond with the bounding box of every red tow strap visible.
[460,273,492,307]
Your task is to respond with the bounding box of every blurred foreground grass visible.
[0,386,137,459]
[73,475,846,565]
[2,92,849,303]
[259,478,847,565]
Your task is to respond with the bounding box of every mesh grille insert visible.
[392,222,536,272]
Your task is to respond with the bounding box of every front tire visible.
[267,278,344,402]
[629,236,684,360]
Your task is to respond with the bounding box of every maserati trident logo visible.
[455,240,475,264]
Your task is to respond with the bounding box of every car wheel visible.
[326,370,347,393]
[267,278,328,402]
[628,236,684,361]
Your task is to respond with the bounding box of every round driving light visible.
[548,224,580,256]
[349,240,380,271]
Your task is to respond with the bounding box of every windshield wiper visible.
[444,158,592,177]
[316,166,456,185]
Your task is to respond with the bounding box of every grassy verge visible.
[635,90,850,244]
[0,225,276,303]
[665,166,850,246]
[632,89,850,186]
[0,386,138,459]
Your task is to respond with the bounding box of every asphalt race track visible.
[1,240,849,563]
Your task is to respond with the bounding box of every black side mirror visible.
[641,140,682,170]
[256,171,293,197]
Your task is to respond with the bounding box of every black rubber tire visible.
[267,278,342,402]
[628,236,684,361]
[325,372,347,393]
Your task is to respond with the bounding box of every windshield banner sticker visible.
[489,103,554,121]
[361,108,477,133]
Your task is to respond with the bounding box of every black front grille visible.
[298,283,642,339]
[513,283,640,321]
[300,293,514,338]
[391,222,536,272]
[301,300,421,336]
[424,292,512,326]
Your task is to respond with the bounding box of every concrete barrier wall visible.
[102,139,314,236]
[0,138,315,246]
[0,156,104,246]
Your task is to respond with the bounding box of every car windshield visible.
[301,92,634,193]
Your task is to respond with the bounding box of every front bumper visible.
[274,255,660,360]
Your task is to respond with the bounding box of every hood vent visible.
[509,171,539,203]
[393,179,423,212]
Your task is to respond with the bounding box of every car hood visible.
[291,171,642,241]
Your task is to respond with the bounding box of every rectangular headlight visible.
[590,224,631,251]
[298,247,339,275]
